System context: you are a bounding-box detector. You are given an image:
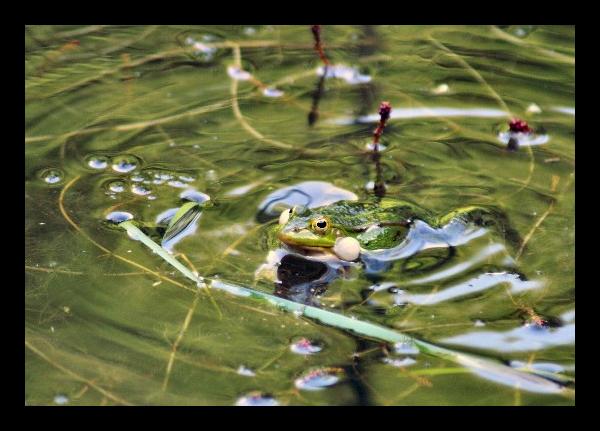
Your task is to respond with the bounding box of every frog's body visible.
[274,198,519,260]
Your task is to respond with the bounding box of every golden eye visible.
[311,216,331,234]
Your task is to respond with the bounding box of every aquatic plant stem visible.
[119,221,205,286]
[118,221,574,396]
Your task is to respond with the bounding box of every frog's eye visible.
[311,216,331,234]
[278,207,293,225]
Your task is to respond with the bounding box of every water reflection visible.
[316,64,371,85]
[441,313,575,352]
[394,272,542,306]
[273,253,344,306]
[332,107,508,125]
[256,181,357,222]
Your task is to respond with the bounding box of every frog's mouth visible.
[277,229,335,249]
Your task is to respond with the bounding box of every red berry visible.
[509,118,532,133]
[379,101,392,122]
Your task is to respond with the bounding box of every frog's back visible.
[317,198,433,227]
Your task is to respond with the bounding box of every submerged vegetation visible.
[25,25,574,406]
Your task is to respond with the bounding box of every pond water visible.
[25,25,574,406]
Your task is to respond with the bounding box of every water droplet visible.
[130,174,145,182]
[294,367,344,391]
[131,184,152,196]
[147,195,157,200]
[40,169,63,184]
[105,211,133,224]
[53,394,69,405]
[86,155,109,170]
[237,365,256,377]
[235,392,279,406]
[107,181,126,193]
[290,337,323,355]
[111,155,139,173]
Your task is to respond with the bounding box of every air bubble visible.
[237,365,256,377]
[179,175,196,182]
[235,392,279,406]
[40,169,63,184]
[263,87,284,98]
[294,367,344,391]
[180,188,210,204]
[105,211,133,224]
[167,180,187,188]
[86,155,109,170]
[185,36,217,61]
[111,155,139,173]
[53,394,69,405]
[131,184,152,196]
[227,66,252,81]
[382,357,417,368]
[107,181,126,193]
[290,338,323,355]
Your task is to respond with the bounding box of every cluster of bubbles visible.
[85,154,139,173]
[234,337,338,405]
[84,153,199,201]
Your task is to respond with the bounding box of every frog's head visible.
[277,207,338,249]
[276,207,361,261]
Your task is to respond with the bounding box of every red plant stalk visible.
[372,101,392,152]
[311,25,330,66]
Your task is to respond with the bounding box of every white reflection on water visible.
[395,272,542,306]
[551,106,575,116]
[403,242,508,286]
[316,64,371,85]
[332,107,508,125]
[498,131,549,147]
[363,219,487,264]
[441,316,575,352]
[257,181,358,218]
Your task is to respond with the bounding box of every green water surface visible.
[25,25,575,406]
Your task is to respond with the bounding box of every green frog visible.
[272,198,519,262]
